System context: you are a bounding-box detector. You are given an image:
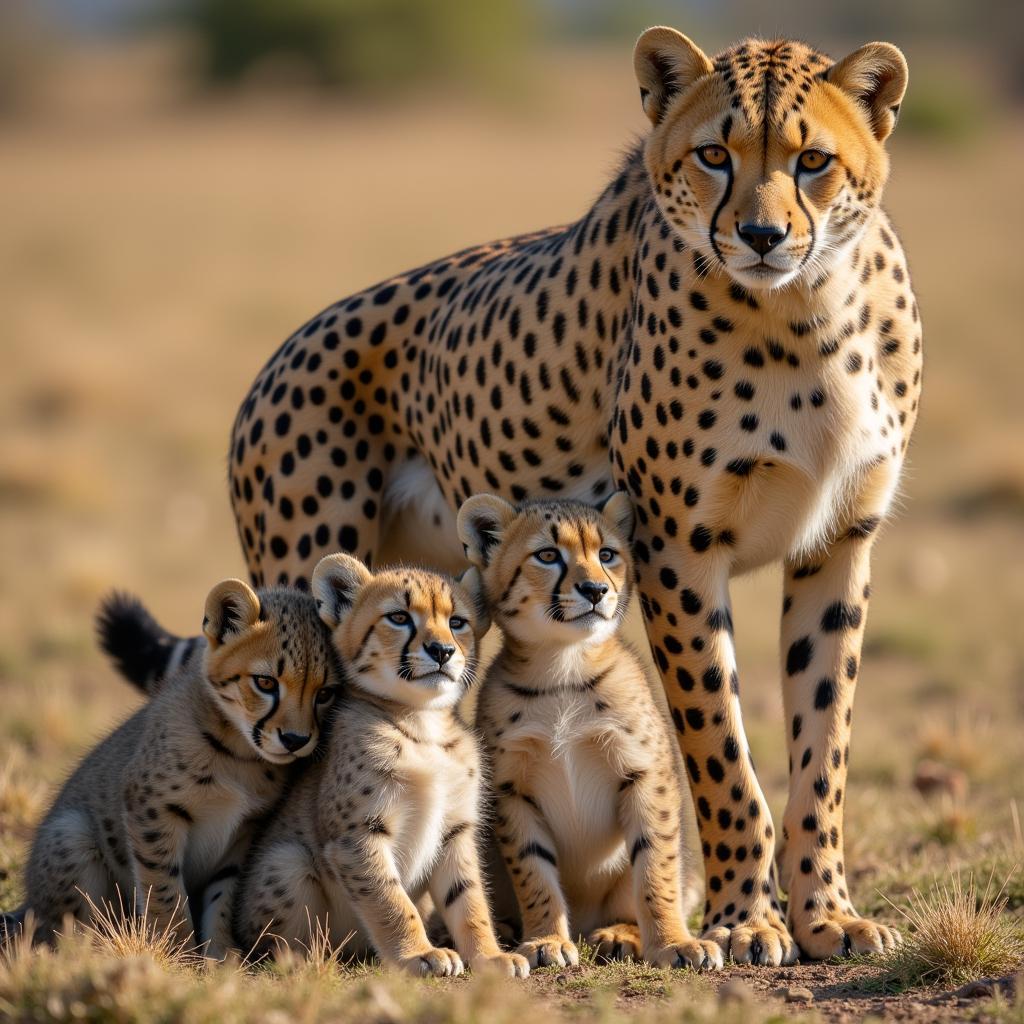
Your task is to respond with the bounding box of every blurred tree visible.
[177,0,536,93]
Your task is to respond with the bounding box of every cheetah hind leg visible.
[588,922,642,962]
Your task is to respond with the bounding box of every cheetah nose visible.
[424,641,456,667]
[738,223,787,256]
[576,580,609,606]
[278,730,311,753]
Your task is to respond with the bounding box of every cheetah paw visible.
[795,913,901,959]
[588,923,641,962]
[471,951,531,978]
[516,935,579,969]
[402,946,464,977]
[702,921,800,966]
[648,938,724,971]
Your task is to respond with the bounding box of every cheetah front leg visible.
[123,801,194,942]
[614,770,723,970]
[635,540,798,966]
[321,832,462,977]
[779,524,901,958]
[493,769,578,969]
[427,822,529,977]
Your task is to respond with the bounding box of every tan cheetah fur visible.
[462,493,722,971]
[227,28,920,963]
[14,582,336,947]
[232,556,528,978]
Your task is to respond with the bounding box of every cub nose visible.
[278,730,311,753]
[738,223,787,256]
[576,580,609,605]
[424,640,456,667]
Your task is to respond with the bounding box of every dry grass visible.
[877,872,1024,991]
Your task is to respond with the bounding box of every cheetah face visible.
[458,492,636,650]
[311,556,488,712]
[202,582,339,764]
[634,28,907,291]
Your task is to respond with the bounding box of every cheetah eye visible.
[386,611,411,626]
[449,616,468,631]
[315,687,337,706]
[797,149,832,173]
[696,145,730,169]
[251,675,279,695]
[533,548,560,565]
[599,547,618,564]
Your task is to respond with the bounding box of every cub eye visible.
[386,611,411,626]
[534,548,560,564]
[449,616,468,631]
[599,548,618,564]
[252,675,278,694]
[797,149,832,173]
[315,687,336,706]
[696,145,730,169]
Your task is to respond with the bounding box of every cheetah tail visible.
[95,591,201,697]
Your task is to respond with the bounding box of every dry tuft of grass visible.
[73,890,206,972]
[877,871,1024,991]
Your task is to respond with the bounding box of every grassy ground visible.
[1,45,1023,1022]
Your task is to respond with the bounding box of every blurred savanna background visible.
[1,0,1023,1019]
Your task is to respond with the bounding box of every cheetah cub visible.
[233,554,529,978]
[7,580,337,946]
[460,493,722,971]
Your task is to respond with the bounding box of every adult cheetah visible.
[228,28,921,964]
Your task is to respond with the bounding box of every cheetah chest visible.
[506,704,628,886]
[686,347,903,570]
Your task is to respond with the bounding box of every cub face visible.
[311,556,489,711]
[634,27,908,291]
[457,493,636,649]
[202,582,339,764]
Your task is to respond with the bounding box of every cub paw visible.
[702,919,800,966]
[516,935,579,969]
[472,952,531,978]
[795,913,901,959]
[648,938,724,971]
[402,946,464,977]
[588,923,641,962]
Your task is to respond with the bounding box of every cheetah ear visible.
[457,494,517,568]
[311,553,373,629]
[598,490,636,543]
[826,42,908,142]
[455,566,491,637]
[634,26,713,125]
[203,579,262,649]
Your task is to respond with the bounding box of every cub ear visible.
[457,494,517,567]
[311,553,373,629]
[203,579,262,649]
[634,26,713,125]
[827,42,908,141]
[598,490,636,542]
[455,566,491,637]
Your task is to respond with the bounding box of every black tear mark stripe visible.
[252,682,280,749]
[792,173,816,272]
[397,616,417,679]
[708,163,734,268]
[518,841,557,867]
